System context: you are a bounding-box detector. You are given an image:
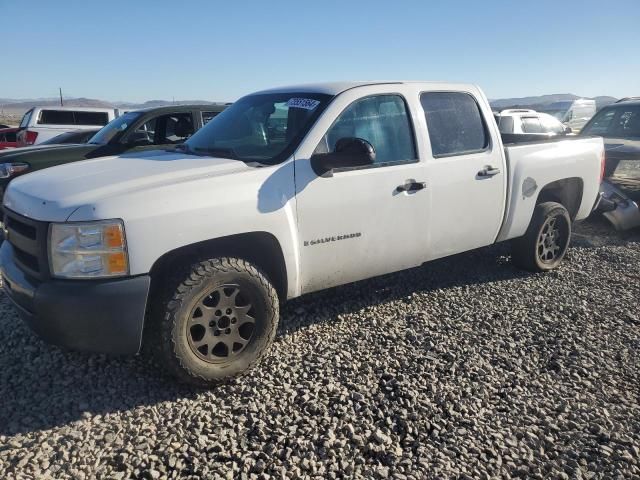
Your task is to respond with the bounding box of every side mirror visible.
[564,126,573,134]
[310,137,375,176]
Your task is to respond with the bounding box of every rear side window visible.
[5,131,17,142]
[74,111,109,126]
[497,116,514,134]
[38,110,109,126]
[539,115,565,134]
[163,114,194,143]
[420,92,489,157]
[521,117,545,134]
[202,111,219,125]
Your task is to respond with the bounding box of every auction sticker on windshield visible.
[287,98,320,110]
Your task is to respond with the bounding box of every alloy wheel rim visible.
[537,215,566,264]
[186,284,256,363]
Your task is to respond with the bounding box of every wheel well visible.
[148,232,288,301]
[535,177,583,220]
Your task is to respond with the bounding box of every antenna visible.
[59,87,64,107]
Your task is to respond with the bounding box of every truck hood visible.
[4,149,250,221]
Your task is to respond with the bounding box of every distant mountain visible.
[490,93,618,111]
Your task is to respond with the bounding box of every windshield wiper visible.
[193,147,239,160]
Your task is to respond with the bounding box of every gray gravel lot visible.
[0,218,639,479]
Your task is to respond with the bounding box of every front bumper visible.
[0,241,150,355]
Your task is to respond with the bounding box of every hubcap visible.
[537,215,566,263]
[187,284,255,363]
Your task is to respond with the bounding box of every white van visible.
[545,99,596,132]
[16,107,118,146]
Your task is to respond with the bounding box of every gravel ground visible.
[0,218,639,479]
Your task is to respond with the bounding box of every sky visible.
[1,0,639,102]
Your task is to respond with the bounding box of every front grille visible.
[3,208,50,280]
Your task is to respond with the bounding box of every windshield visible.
[184,92,332,163]
[88,111,143,145]
[582,105,640,138]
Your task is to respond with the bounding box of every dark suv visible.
[581,99,640,195]
[0,104,227,196]
[582,99,640,229]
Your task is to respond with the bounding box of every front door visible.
[294,89,430,294]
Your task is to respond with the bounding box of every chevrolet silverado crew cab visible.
[16,107,118,146]
[0,82,604,386]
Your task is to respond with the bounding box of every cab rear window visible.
[38,110,109,126]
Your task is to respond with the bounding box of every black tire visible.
[511,202,571,272]
[151,257,279,386]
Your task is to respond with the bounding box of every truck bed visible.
[496,136,604,243]
[501,133,597,145]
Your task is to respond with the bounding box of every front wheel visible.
[511,202,571,272]
[153,257,279,386]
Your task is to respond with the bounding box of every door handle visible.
[478,166,501,177]
[396,180,427,193]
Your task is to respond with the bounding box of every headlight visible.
[0,163,29,178]
[49,220,129,278]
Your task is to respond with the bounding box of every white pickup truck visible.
[0,81,604,386]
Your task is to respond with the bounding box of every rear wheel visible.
[511,202,571,272]
[152,257,279,386]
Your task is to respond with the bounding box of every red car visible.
[0,128,18,150]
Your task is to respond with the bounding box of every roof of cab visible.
[129,104,229,114]
[252,81,478,96]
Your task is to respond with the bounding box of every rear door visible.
[419,90,507,260]
[293,86,431,294]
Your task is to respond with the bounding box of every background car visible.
[582,98,640,230]
[15,106,118,146]
[0,128,18,150]
[541,99,596,132]
[494,109,572,136]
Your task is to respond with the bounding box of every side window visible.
[39,110,75,125]
[74,111,109,126]
[266,104,288,143]
[316,95,416,165]
[521,117,545,133]
[497,116,514,134]
[161,114,194,144]
[202,111,219,125]
[127,117,157,145]
[6,131,17,142]
[420,92,488,157]
[583,110,615,135]
[539,115,565,134]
